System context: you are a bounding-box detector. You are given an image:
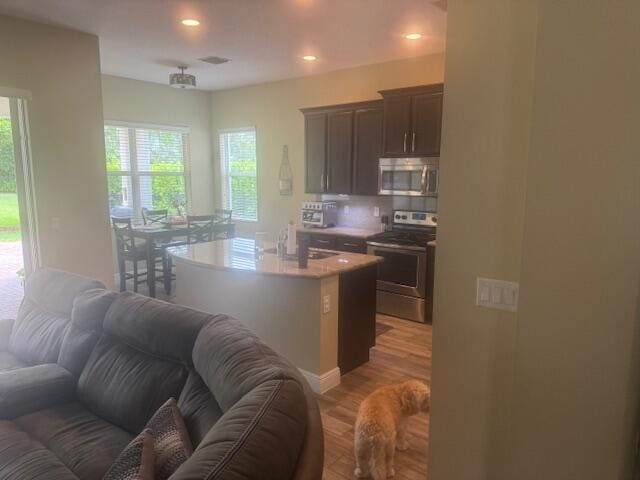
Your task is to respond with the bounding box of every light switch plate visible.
[322,295,331,314]
[373,206,380,217]
[476,277,519,312]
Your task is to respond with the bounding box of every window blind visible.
[219,128,258,222]
[105,124,189,220]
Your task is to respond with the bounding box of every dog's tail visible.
[369,438,387,480]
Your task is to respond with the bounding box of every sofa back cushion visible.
[76,293,211,434]
[9,268,104,365]
[170,379,307,480]
[169,316,308,479]
[58,289,117,377]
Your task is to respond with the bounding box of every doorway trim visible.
[7,96,40,275]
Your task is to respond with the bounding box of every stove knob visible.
[402,215,407,220]
[395,214,401,219]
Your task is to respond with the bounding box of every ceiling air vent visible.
[199,56,231,65]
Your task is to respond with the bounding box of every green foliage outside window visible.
[0,118,16,193]
[104,126,186,215]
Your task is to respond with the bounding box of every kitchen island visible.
[168,237,382,393]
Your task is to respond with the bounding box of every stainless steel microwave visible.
[378,157,439,197]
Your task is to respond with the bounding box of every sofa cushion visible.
[75,293,212,435]
[0,319,13,351]
[145,398,193,480]
[169,378,307,480]
[177,370,224,447]
[58,289,118,377]
[102,292,211,364]
[76,335,189,434]
[8,268,104,366]
[14,402,133,480]
[0,351,25,372]
[192,315,303,412]
[103,428,155,480]
[0,364,76,419]
[0,420,79,480]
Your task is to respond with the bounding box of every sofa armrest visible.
[0,364,76,419]
[0,318,14,351]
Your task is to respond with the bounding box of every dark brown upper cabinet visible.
[353,105,383,195]
[327,110,353,194]
[301,100,382,195]
[379,83,444,157]
[304,113,327,194]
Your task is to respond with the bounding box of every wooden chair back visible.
[142,208,168,225]
[214,208,233,224]
[112,217,136,254]
[187,215,215,244]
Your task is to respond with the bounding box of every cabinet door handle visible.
[326,174,330,191]
[343,242,361,248]
[403,132,408,153]
[412,132,416,152]
[316,239,331,244]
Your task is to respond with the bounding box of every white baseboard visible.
[299,367,341,394]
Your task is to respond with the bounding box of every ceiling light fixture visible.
[169,66,196,89]
[181,19,200,26]
[302,55,317,61]
[404,33,422,40]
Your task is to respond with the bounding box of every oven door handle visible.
[421,166,428,195]
[367,241,427,252]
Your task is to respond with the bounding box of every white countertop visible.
[296,226,380,239]
[168,237,382,279]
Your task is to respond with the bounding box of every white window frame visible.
[105,121,192,220]
[218,126,259,222]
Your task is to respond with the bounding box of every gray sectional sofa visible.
[0,268,324,479]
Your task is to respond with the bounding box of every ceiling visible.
[0,0,447,91]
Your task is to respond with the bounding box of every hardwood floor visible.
[319,314,432,480]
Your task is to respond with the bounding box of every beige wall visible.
[101,75,214,214]
[0,15,113,285]
[431,1,640,479]
[508,1,640,478]
[209,54,445,237]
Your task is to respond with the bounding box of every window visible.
[219,127,258,222]
[105,124,189,220]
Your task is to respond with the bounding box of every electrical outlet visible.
[344,205,350,215]
[322,295,331,314]
[476,277,519,312]
[373,206,380,217]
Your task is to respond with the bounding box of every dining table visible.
[129,222,235,297]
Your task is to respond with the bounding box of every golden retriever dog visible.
[353,380,430,479]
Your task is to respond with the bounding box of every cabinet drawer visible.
[336,237,367,254]
[310,235,337,250]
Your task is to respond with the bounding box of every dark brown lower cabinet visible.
[338,265,377,374]
[336,236,367,253]
[298,232,367,254]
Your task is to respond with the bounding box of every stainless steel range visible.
[366,210,437,323]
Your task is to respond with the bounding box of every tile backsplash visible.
[321,195,437,230]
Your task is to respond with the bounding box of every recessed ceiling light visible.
[181,19,200,26]
[404,33,422,40]
[302,55,318,61]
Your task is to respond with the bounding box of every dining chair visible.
[141,208,168,225]
[213,209,234,239]
[214,208,233,224]
[187,215,215,244]
[112,217,168,293]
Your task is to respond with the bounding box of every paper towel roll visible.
[286,222,297,255]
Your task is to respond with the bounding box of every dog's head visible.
[399,380,430,415]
